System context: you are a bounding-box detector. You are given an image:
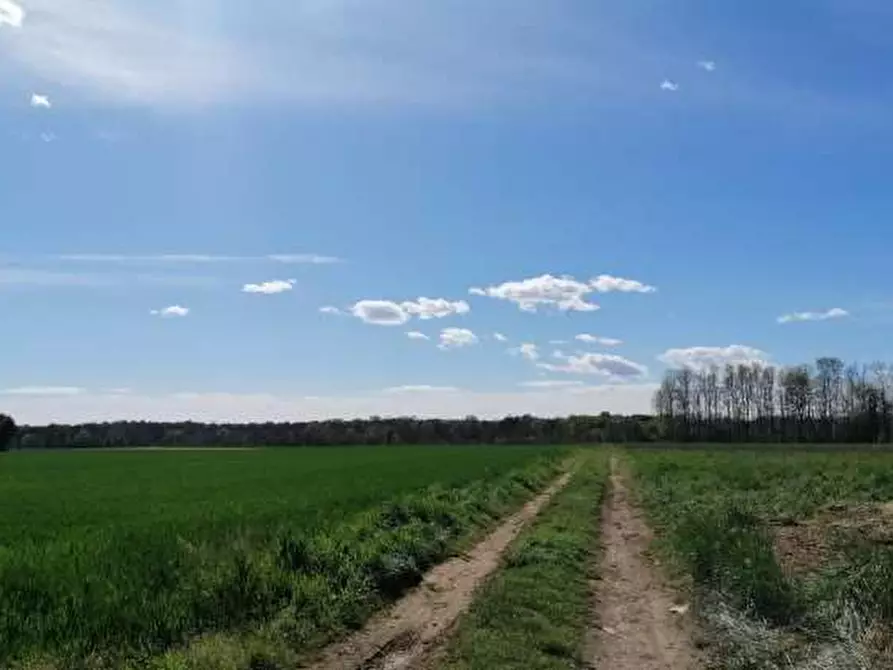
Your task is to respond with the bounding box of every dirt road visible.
[303,471,573,670]
[585,458,699,669]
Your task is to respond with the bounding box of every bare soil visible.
[585,458,700,670]
[302,471,573,670]
[773,500,893,575]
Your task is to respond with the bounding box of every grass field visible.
[0,446,566,669]
[628,449,893,668]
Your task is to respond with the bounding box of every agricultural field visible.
[628,449,893,668]
[0,445,566,669]
[6,445,893,670]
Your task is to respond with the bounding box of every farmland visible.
[629,449,893,668]
[0,446,565,668]
[5,445,893,669]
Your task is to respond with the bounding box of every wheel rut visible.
[302,471,573,670]
[584,457,700,670]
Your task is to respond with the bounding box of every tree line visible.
[654,357,893,443]
[3,356,893,450]
[3,413,662,449]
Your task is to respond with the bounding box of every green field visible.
[0,446,566,669]
[628,449,893,668]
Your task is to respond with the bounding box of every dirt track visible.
[303,471,573,670]
[585,458,699,669]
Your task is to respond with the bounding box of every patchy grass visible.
[0,446,567,669]
[628,449,893,670]
[437,453,606,670]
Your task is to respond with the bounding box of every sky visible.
[2,0,893,425]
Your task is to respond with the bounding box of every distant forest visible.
[3,358,893,449]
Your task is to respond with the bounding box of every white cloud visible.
[493,332,508,342]
[242,279,296,295]
[1,386,83,396]
[510,343,540,361]
[470,273,654,312]
[538,352,648,379]
[406,331,429,340]
[660,79,680,92]
[777,307,849,324]
[470,274,601,312]
[590,274,656,293]
[0,0,24,28]
[401,297,470,320]
[658,345,770,370]
[268,254,341,264]
[4,384,659,424]
[438,327,478,350]
[349,297,468,326]
[319,306,343,315]
[39,132,56,143]
[150,305,189,318]
[518,380,584,389]
[576,334,623,346]
[382,385,460,394]
[350,300,410,326]
[30,93,52,108]
[697,60,716,72]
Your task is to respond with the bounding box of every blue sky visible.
[2,0,893,424]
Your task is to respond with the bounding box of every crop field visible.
[0,446,565,669]
[7,445,893,670]
[629,449,893,668]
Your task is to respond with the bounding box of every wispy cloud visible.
[519,380,584,389]
[777,308,849,324]
[538,352,647,379]
[242,279,296,295]
[658,345,769,370]
[267,254,341,265]
[406,331,429,341]
[509,343,540,361]
[660,79,680,92]
[150,305,189,318]
[1,0,265,108]
[30,93,51,108]
[349,297,469,326]
[0,1,700,111]
[382,385,461,394]
[576,334,623,346]
[0,0,24,28]
[1,385,83,396]
[697,60,716,72]
[438,327,478,350]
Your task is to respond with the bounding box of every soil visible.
[772,500,893,575]
[584,457,700,670]
[302,471,573,670]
